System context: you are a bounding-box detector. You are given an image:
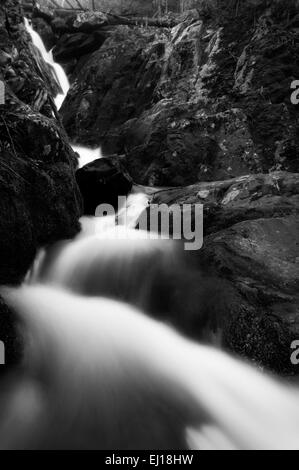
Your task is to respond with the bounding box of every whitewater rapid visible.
[15,17,299,451]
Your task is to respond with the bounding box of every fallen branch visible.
[73,11,179,32]
[32,5,181,32]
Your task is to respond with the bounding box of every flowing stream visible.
[10,17,299,451]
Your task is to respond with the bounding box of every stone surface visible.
[203,216,299,374]
[76,157,133,215]
[60,1,299,186]
[53,31,108,63]
[61,25,167,141]
[151,172,299,234]
[32,17,56,51]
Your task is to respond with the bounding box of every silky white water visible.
[11,18,299,451]
[24,18,102,169]
[72,145,103,168]
[79,191,150,237]
[24,18,70,110]
[1,284,299,450]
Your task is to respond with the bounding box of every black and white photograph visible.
[0,0,299,452]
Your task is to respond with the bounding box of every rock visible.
[151,172,299,235]
[60,1,299,186]
[0,299,23,368]
[140,171,299,373]
[0,50,12,66]
[32,17,56,51]
[76,157,133,215]
[0,0,82,363]
[53,31,108,63]
[202,216,299,374]
[120,104,257,186]
[61,25,165,143]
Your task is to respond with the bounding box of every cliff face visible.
[61,1,299,186]
[0,0,82,363]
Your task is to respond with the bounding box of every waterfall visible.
[12,16,299,452]
[24,18,101,169]
[24,18,70,110]
[28,190,151,284]
[72,145,103,169]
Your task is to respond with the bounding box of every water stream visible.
[10,17,299,451]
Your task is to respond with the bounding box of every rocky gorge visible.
[0,0,299,374]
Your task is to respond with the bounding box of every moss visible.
[224,309,295,374]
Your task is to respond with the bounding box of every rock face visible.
[61,25,167,139]
[204,216,299,373]
[0,0,82,362]
[53,31,108,64]
[32,17,56,51]
[76,157,133,215]
[151,172,299,235]
[61,1,299,186]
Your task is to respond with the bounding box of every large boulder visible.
[76,157,133,215]
[151,172,299,235]
[61,25,167,145]
[203,216,299,374]
[53,31,108,63]
[118,104,257,186]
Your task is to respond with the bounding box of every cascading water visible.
[1,283,299,450]
[24,18,102,170]
[12,17,299,451]
[24,18,70,110]
[72,145,103,169]
[23,18,151,277]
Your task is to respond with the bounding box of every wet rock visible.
[53,31,108,63]
[60,2,299,186]
[32,17,56,51]
[61,25,165,143]
[144,171,299,373]
[202,216,299,374]
[151,172,299,234]
[76,157,133,215]
[120,104,257,186]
